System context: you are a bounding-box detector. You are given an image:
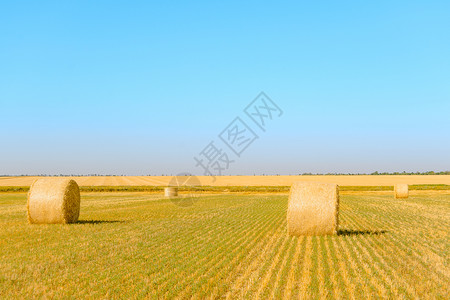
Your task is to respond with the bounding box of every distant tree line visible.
[299,171,450,175]
[1,171,449,177]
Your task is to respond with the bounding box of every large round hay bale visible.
[27,178,80,224]
[394,184,409,199]
[287,182,339,236]
[164,187,178,197]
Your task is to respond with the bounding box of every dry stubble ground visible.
[0,191,448,299]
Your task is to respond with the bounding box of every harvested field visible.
[0,191,448,298]
[0,175,449,187]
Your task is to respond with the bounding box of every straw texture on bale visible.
[165,187,178,197]
[27,178,80,224]
[394,184,409,199]
[287,182,339,236]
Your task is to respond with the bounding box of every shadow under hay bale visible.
[338,229,387,236]
[76,220,125,225]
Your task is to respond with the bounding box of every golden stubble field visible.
[0,191,449,298]
[0,175,449,187]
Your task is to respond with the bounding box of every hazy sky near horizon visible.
[1,1,449,175]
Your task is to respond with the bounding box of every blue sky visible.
[1,1,449,175]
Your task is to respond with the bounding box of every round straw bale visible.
[287,182,339,236]
[164,187,178,197]
[394,184,409,199]
[27,178,80,224]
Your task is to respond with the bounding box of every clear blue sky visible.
[1,1,449,175]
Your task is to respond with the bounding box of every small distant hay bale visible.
[27,178,80,224]
[164,187,178,197]
[287,182,339,236]
[394,184,409,199]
